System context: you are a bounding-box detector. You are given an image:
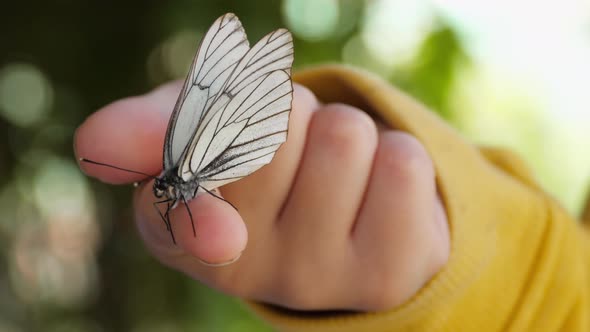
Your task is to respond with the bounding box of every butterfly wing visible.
[163,13,249,170]
[223,29,294,96]
[178,30,294,189]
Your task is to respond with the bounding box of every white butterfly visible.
[82,13,294,242]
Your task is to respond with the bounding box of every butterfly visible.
[81,13,294,243]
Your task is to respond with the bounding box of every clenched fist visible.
[75,81,449,312]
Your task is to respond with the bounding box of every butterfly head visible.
[153,176,177,200]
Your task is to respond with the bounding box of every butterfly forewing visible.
[224,29,294,96]
[176,29,294,190]
[163,13,249,170]
[176,28,294,178]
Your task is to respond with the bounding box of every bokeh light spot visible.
[10,153,100,307]
[0,63,53,127]
[360,0,434,72]
[342,35,390,77]
[33,156,94,222]
[282,0,339,42]
[147,30,201,84]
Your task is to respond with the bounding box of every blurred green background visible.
[0,0,589,331]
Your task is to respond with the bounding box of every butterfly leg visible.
[164,201,177,244]
[153,199,172,230]
[181,196,196,237]
[153,199,176,244]
[199,186,238,211]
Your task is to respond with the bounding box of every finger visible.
[74,81,182,184]
[279,104,378,247]
[134,182,247,266]
[352,131,448,310]
[220,84,318,229]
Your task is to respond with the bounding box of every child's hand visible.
[75,82,449,312]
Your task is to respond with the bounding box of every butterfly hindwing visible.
[196,71,292,190]
[180,70,292,185]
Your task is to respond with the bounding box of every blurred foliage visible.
[394,25,471,120]
[0,1,469,331]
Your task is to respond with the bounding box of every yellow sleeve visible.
[245,64,590,331]
[582,196,590,226]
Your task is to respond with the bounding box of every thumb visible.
[74,81,247,266]
[134,180,248,266]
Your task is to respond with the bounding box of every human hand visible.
[75,82,449,311]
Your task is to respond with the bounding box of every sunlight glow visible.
[434,0,590,212]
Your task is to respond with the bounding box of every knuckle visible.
[292,83,319,112]
[310,104,377,158]
[376,131,434,183]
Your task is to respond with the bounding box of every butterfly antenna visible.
[79,158,157,179]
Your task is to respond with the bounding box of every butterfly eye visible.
[153,183,165,198]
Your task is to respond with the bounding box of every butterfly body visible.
[153,168,199,202]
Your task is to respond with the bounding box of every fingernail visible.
[198,252,242,267]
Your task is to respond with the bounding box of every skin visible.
[75,82,450,312]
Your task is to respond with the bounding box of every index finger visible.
[74,82,181,184]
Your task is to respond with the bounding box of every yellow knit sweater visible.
[248,65,590,331]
